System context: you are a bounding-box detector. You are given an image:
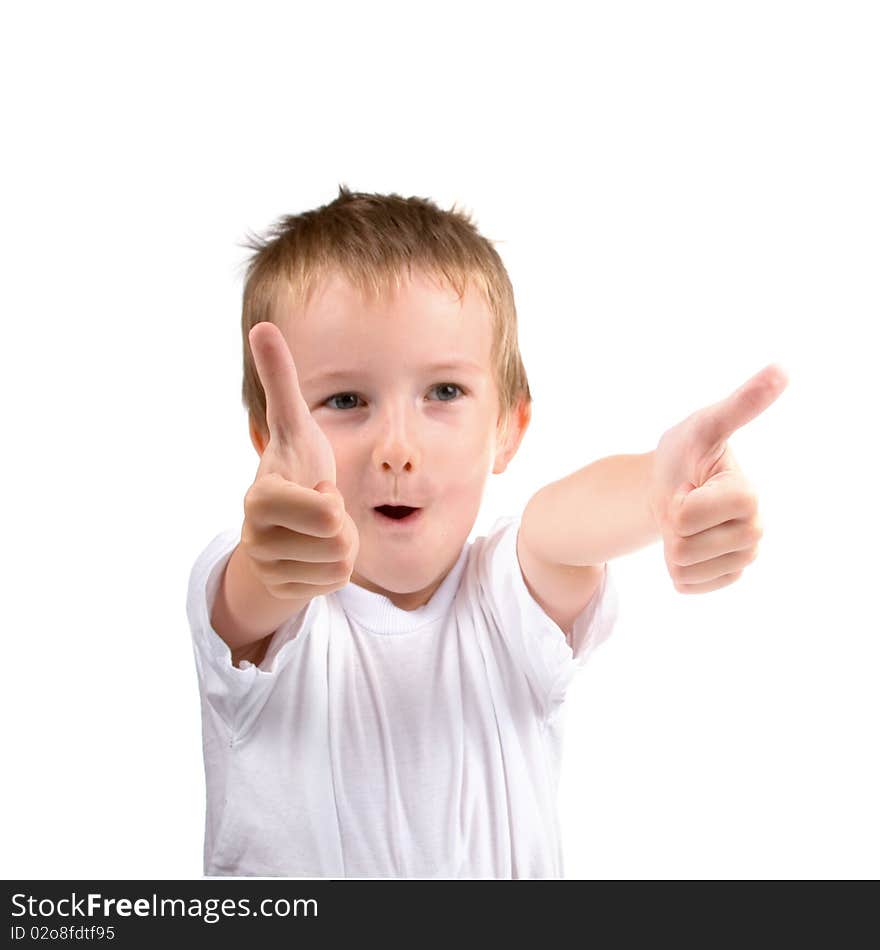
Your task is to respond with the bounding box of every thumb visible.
[249,321,312,451]
[696,363,789,449]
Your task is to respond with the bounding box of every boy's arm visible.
[520,452,658,567]
[517,364,788,635]
[517,453,657,637]
[211,543,313,667]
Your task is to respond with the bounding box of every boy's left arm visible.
[518,364,789,637]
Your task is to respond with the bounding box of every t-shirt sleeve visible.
[185,529,317,736]
[475,513,619,723]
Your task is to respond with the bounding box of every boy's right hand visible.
[240,322,360,600]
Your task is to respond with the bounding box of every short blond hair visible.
[239,184,532,443]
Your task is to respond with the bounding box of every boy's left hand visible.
[648,364,789,594]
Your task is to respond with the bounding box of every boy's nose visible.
[371,417,421,473]
[372,437,419,473]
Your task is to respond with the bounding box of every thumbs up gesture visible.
[239,322,360,601]
[647,364,789,594]
[249,321,337,489]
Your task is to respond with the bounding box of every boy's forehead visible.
[274,269,494,369]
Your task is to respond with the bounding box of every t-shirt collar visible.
[334,543,469,634]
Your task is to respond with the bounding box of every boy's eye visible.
[429,383,464,402]
[323,384,465,411]
[325,393,363,411]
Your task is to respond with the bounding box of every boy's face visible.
[251,268,530,611]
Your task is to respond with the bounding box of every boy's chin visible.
[352,567,436,595]
[350,561,451,607]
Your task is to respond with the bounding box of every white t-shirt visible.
[186,513,618,879]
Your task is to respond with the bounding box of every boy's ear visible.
[249,414,268,457]
[492,397,531,475]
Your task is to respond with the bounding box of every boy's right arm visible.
[210,542,312,660]
[208,322,359,665]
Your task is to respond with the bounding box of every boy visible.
[186,185,787,878]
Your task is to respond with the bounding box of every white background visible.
[2,1,877,879]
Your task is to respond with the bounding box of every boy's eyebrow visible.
[306,360,485,385]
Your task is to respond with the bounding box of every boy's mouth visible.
[373,505,422,524]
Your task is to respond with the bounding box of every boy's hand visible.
[240,322,360,600]
[647,364,789,594]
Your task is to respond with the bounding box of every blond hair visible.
[239,184,532,444]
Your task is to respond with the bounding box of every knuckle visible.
[329,532,351,561]
[240,523,257,552]
[670,513,688,536]
[246,476,281,521]
[741,490,759,515]
[667,537,688,566]
[253,559,278,582]
[340,554,356,578]
[263,580,286,598]
[320,501,345,536]
[345,515,359,553]
[243,483,262,518]
[717,571,742,589]
[333,502,348,533]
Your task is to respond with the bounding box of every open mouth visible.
[374,505,421,523]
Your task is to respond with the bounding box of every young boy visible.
[186,185,787,878]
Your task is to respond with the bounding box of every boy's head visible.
[239,185,532,609]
